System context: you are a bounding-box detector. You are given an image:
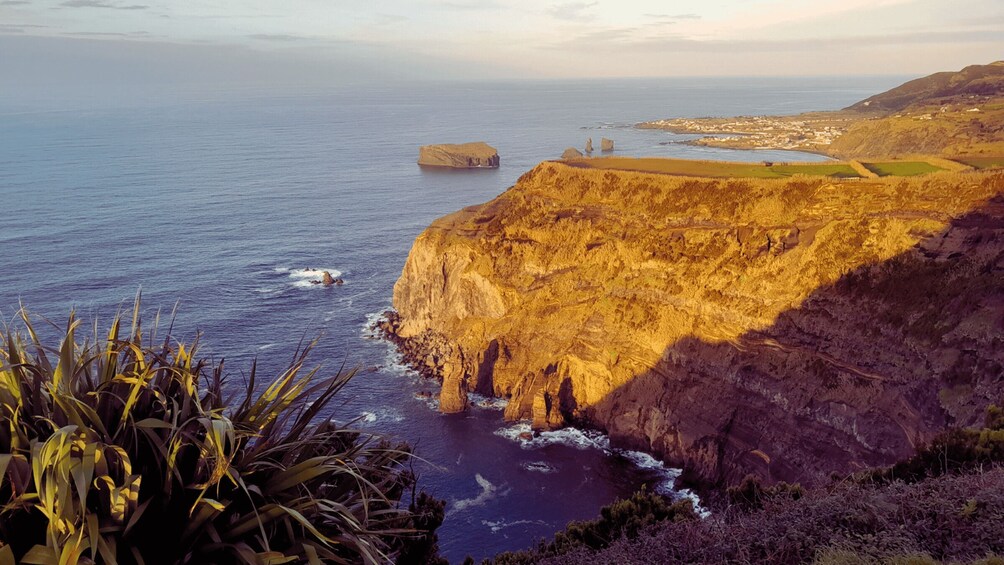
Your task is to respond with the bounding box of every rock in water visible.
[418,142,500,169]
[561,147,584,159]
[585,138,593,153]
[601,137,614,151]
[439,360,469,413]
[321,271,336,285]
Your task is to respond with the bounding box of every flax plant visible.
[0,298,438,564]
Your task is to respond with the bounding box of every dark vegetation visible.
[0,301,444,564]
[470,490,696,565]
[481,404,1004,565]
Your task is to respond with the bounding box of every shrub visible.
[853,403,1004,485]
[726,476,804,511]
[486,488,697,564]
[0,300,440,564]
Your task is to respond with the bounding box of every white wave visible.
[450,473,498,514]
[274,267,343,289]
[495,421,709,514]
[257,343,278,351]
[357,408,404,425]
[522,461,557,474]
[469,392,509,410]
[286,267,342,279]
[481,519,548,534]
[495,422,612,451]
[361,310,390,338]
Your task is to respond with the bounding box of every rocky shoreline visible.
[374,311,473,413]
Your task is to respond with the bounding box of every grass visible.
[955,156,1004,170]
[0,298,444,564]
[563,157,861,179]
[862,161,947,177]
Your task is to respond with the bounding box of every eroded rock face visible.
[390,162,1004,487]
[418,142,500,168]
[601,137,614,151]
[561,147,584,159]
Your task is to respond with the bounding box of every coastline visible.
[372,309,710,510]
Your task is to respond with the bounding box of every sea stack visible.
[585,138,594,153]
[561,147,584,159]
[418,142,500,169]
[601,137,614,151]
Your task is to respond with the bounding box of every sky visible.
[0,0,1002,90]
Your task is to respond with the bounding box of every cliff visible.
[391,162,1004,487]
[418,142,500,169]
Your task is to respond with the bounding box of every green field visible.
[955,156,1004,170]
[862,161,946,177]
[564,157,860,179]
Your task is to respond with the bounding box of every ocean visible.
[0,75,903,561]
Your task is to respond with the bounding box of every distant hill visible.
[847,61,1004,113]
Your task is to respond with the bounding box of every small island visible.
[418,142,500,169]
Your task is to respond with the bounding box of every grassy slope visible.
[862,161,946,177]
[563,157,861,179]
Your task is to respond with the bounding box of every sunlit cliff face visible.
[392,162,1004,485]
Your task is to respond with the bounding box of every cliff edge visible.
[391,162,1004,487]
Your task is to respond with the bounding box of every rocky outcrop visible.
[585,138,594,154]
[601,138,614,152]
[311,271,343,286]
[390,161,1004,488]
[418,142,500,169]
[561,147,584,159]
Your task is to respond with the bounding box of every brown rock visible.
[418,142,500,169]
[391,160,1004,488]
[601,137,614,151]
[561,147,584,159]
[585,138,593,153]
[439,361,469,413]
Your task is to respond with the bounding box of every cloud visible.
[0,23,47,34]
[438,1,502,10]
[0,1,32,5]
[247,33,309,42]
[644,13,701,20]
[547,1,599,22]
[549,27,1004,53]
[63,30,151,37]
[59,0,148,9]
[376,13,408,25]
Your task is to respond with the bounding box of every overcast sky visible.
[1,0,1002,89]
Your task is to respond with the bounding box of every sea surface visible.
[0,75,903,562]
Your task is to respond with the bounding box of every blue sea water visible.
[0,76,902,562]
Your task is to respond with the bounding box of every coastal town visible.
[637,111,861,153]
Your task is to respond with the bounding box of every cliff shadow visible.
[564,192,1004,489]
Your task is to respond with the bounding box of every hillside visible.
[389,162,1004,488]
[847,61,1004,113]
[639,61,1004,160]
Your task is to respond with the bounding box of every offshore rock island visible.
[418,142,500,169]
[387,62,1004,492]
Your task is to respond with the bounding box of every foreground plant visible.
[0,299,441,564]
